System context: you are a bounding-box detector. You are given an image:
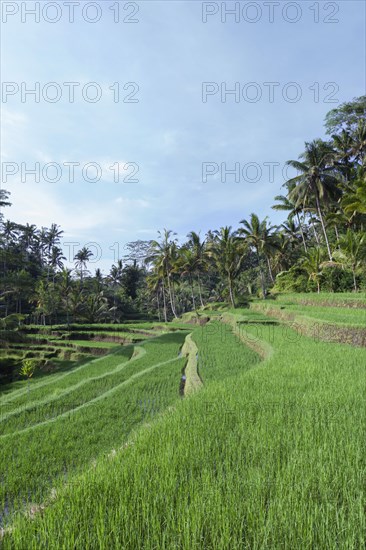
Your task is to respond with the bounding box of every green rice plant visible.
[0,332,188,522]
[3,312,365,549]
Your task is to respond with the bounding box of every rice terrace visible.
[1,1,366,548]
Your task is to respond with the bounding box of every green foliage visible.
[324,95,366,134]
[320,265,356,292]
[19,359,37,379]
[273,266,309,293]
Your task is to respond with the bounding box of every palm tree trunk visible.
[197,274,205,307]
[310,218,320,245]
[315,194,332,260]
[352,268,358,292]
[171,280,179,317]
[161,279,168,322]
[166,270,178,318]
[257,250,267,299]
[266,255,275,283]
[296,212,308,252]
[334,225,340,243]
[156,290,161,322]
[190,276,196,309]
[228,276,235,308]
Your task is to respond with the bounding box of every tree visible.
[186,231,208,307]
[301,248,326,293]
[122,260,142,300]
[147,230,179,318]
[272,193,308,252]
[59,268,73,326]
[286,139,340,260]
[341,170,366,216]
[81,292,110,323]
[108,260,123,321]
[0,189,12,224]
[208,226,246,308]
[334,230,366,291]
[239,214,277,297]
[325,96,366,135]
[74,247,93,283]
[176,247,198,309]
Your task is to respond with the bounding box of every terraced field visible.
[2,303,366,549]
[0,322,179,388]
[0,330,189,526]
[251,294,366,347]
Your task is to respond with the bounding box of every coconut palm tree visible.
[301,248,327,293]
[208,226,246,308]
[238,214,277,297]
[49,246,66,282]
[286,139,341,260]
[74,247,93,284]
[0,189,11,224]
[342,170,366,216]
[147,230,179,318]
[146,268,166,322]
[350,120,366,164]
[81,292,110,323]
[186,231,208,307]
[108,260,123,321]
[272,193,308,252]
[176,247,198,309]
[334,230,366,291]
[59,268,73,326]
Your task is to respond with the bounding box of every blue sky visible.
[1,0,365,272]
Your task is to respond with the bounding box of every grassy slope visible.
[272,292,366,308]
[4,310,365,549]
[0,332,188,520]
[253,302,366,327]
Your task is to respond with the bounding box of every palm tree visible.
[208,226,246,308]
[0,189,11,224]
[49,246,66,282]
[350,119,366,164]
[239,214,277,297]
[342,170,366,216]
[334,230,366,291]
[186,231,208,307]
[272,194,308,252]
[146,269,166,322]
[108,260,123,321]
[280,217,302,250]
[94,268,104,293]
[176,247,198,309]
[81,292,110,323]
[59,268,73,326]
[147,230,179,318]
[331,129,354,182]
[301,248,326,293]
[74,247,93,283]
[1,220,19,273]
[286,139,341,260]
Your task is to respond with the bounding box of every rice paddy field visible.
[1,298,366,549]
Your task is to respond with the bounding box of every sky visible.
[1,0,365,273]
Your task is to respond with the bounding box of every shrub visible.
[273,266,309,293]
[320,265,355,292]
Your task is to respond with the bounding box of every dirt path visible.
[181,334,203,396]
